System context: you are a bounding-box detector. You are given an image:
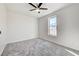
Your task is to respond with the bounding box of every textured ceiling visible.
[6,3,71,18]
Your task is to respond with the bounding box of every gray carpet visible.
[1,38,75,56]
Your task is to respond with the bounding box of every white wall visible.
[6,11,38,43]
[0,4,38,55]
[39,4,79,50]
[0,4,7,55]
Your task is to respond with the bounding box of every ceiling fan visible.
[28,3,48,13]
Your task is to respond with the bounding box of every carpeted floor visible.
[1,38,77,56]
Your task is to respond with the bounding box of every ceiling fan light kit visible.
[29,3,48,13]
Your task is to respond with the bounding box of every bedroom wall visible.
[0,4,39,55]
[39,4,79,50]
[0,4,7,55]
[6,11,38,43]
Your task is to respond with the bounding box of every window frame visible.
[48,15,57,37]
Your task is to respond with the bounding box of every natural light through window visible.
[48,16,57,36]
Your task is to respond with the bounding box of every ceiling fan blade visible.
[29,9,36,11]
[39,8,48,10]
[38,3,42,8]
[29,3,37,8]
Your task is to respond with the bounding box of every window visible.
[48,16,57,36]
